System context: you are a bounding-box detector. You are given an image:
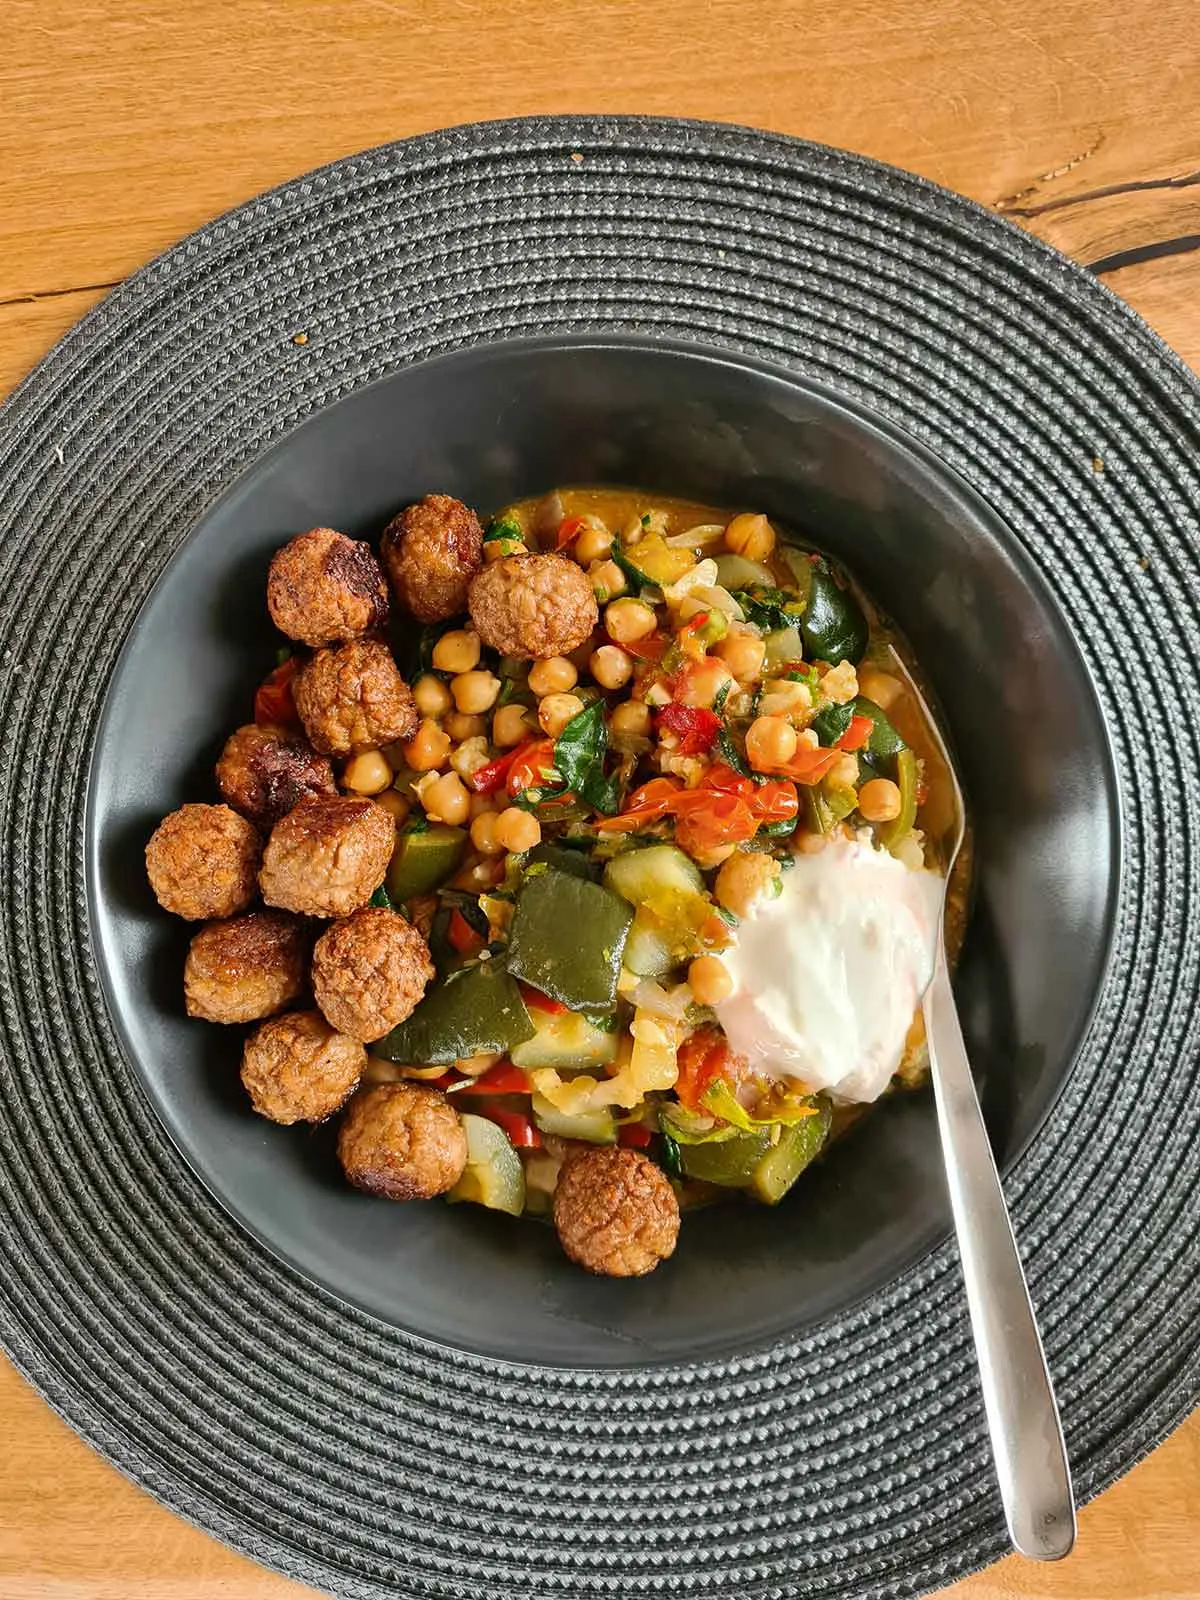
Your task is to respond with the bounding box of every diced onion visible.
[666,522,726,549]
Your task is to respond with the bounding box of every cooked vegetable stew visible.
[145,487,967,1278]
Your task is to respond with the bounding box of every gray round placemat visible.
[1,116,1198,1599]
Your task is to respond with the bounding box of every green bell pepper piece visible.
[879,747,920,851]
[386,824,467,902]
[376,959,534,1064]
[801,562,869,665]
[680,1127,772,1185]
[506,868,633,1010]
[750,1101,832,1203]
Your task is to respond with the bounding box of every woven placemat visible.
[0,117,1197,1600]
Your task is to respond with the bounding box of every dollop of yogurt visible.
[715,836,943,1104]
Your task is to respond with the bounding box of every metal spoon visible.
[913,679,1076,1560]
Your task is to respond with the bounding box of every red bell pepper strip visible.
[836,714,874,753]
[618,1121,654,1149]
[516,981,568,1016]
[504,739,560,799]
[446,908,486,956]
[621,632,668,662]
[253,657,300,729]
[556,515,590,550]
[453,1060,530,1095]
[467,743,527,795]
[475,1104,541,1149]
[654,702,721,755]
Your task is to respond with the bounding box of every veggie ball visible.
[311,906,435,1042]
[183,909,307,1024]
[292,639,418,757]
[216,722,337,830]
[266,527,389,648]
[145,802,260,921]
[337,1081,468,1201]
[240,1010,365,1124]
[553,1147,680,1277]
[259,795,395,918]
[468,552,598,660]
[381,493,483,624]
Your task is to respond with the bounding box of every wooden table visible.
[2,3,1197,1595]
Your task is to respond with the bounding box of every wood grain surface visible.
[1,2,1197,1596]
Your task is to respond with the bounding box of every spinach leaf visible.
[729,584,805,631]
[811,701,855,746]
[369,883,395,909]
[553,700,620,816]
[610,543,651,596]
[716,724,752,778]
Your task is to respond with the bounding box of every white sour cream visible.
[715,836,943,1104]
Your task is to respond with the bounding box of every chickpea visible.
[724,512,776,562]
[421,771,471,826]
[412,673,452,719]
[574,524,614,565]
[589,559,627,601]
[494,807,542,853]
[374,788,411,824]
[858,666,904,710]
[404,718,452,772]
[444,711,487,742]
[341,750,394,796]
[432,629,481,674]
[469,812,504,856]
[714,630,766,683]
[611,700,652,740]
[538,692,585,738]
[858,777,903,823]
[451,670,501,715]
[589,643,633,691]
[604,598,656,644]
[493,703,533,747]
[714,850,782,917]
[468,791,498,820]
[688,954,734,1007]
[528,656,578,697]
[745,715,798,771]
[676,659,734,708]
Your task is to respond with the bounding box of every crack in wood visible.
[994,135,1104,210]
[0,280,121,311]
[1088,232,1200,276]
[1000,166,1200,219]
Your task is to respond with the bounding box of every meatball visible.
[292,639,418,757]
[553,1147,680,1277]
[183,910,307,1024]
[146,803,260,921]
[240,1010,365,1124]
[259,795,395,917]
[468,552,598,659]
[337,1082,468,1200]
[382,494,483,624]
[311,907,434,1042]
[216,722,337,829]
[266,527,389,648]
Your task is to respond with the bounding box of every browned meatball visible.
[337,1082,468,1200]
[146,803,260,921]
[292,639,418,757]
[553,1147,680,1277]
[240,1010,365,1124]
[311,907,434,1042]
[468,552,598,659]
[216,722,338,829]
[381,494,483,624]
[183,910,307,1024]
[259,795,395,917]
[266,527,389,648]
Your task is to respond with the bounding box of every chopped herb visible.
[811,701,855,746]
[610,543,651,595]
[717,906,739,928]
[523,861,549,878]
[369,884,394,909]
[712,679,732,715]
[759,816,799,838]
[484,515,523,544]
[729,584,806,631]
[496,676,521,708]
[640,512,652,528]
[403,814,430,835]
[274,644,293,667]
[717,725,752,778]
[584,1011,620,1033]
[657,1132,683,1180]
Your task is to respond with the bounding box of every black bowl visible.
[88,335,1117,1366]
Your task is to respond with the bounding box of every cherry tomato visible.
[253,657,300,729]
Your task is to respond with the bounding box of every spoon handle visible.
[923,947,1076,1560]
